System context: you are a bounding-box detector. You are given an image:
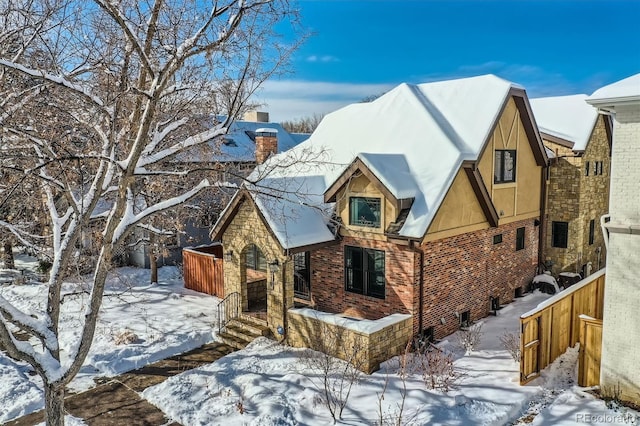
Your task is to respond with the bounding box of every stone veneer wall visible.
[420,217,538,338]
[544,116,610,275]
[287,309,413,373]
[220,199,293,337]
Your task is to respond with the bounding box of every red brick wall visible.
[420,218,538,338]
[308,218,538,340]
[256,136,277,164]
[310,236,417,320]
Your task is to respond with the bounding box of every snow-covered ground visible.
[0,255,219,422]
[1,258,638,425]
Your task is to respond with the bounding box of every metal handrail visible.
[217,291,240,332]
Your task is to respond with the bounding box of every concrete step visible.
[224,323,263,341]
[217,331,251,350]
[229,317,270,336]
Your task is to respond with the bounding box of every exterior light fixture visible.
[269,259,280,289]
[224,250,233,262]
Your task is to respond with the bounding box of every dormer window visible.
[494,150,516,183]
[349,197,381,227]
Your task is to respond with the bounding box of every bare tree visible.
[297,322,364,423]
[0,1,301,425]
[280,112,324,133]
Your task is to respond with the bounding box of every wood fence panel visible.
[551,298,571,361]
[578,317,603,387]
[521,316,540,383]
[183,247,224,297]
[520,270,606,385]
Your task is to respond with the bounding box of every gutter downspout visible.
[538,164,548,271]
[409,240,424,335]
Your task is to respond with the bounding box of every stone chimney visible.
[244,111,269,123]
[255,128,278,164]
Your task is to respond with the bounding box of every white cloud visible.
[252,80,395,122]
[305,55,339,63]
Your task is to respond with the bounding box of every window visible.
[494,150,516,183]
[293,252,311,299]
[552,221,569,248]
[246,244,267,271]
[349,197,381,227]
[460,310,471,328]
[589,219,595,245]
[585,161,590,176]
[344,246,385,299]
[493,234,503,244]
[594,161,604,175]
[516,227,525,251]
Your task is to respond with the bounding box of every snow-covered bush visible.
[500,331,521,362]
[457,322,483,353]
[113,329,139,345]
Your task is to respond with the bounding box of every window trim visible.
[494,150,517,184]
[552,221,569,249]
[515,227,525,251]
[344,246,385,299]
[349,196,382,228]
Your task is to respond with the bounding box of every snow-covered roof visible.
[216,74,541,250]
[530,94,599,151]
[217,120,308,162]
[587,73,640,108]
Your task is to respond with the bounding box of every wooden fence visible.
[183,245,224,297]
[520,269,605,385]
[578,315,603,387]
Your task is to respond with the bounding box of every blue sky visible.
[255,0,640,122]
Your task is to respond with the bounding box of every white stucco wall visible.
[600,103,640,403]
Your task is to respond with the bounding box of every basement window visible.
[459,310,471,328]
[493,234,503,244]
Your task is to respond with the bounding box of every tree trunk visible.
[149,234,158,284]
[44,383,65,426]
[3,240,15,270]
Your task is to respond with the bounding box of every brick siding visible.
[310,217,538,340]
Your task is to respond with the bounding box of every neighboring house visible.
[586,73,640,405]
[127,112,310,268]
[530,95,612,277]
[211,74,548,357]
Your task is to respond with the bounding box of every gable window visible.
[344,246,385,299]
[494,150,516,183]
[493,234,503,244]
[552,221,569,248]
[516,227,525,251]
[589,219,595,245]
[349,197,381,227]
[585,161,590,176]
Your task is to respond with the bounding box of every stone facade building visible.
[210,75,548,369]
[530,95,612,277]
